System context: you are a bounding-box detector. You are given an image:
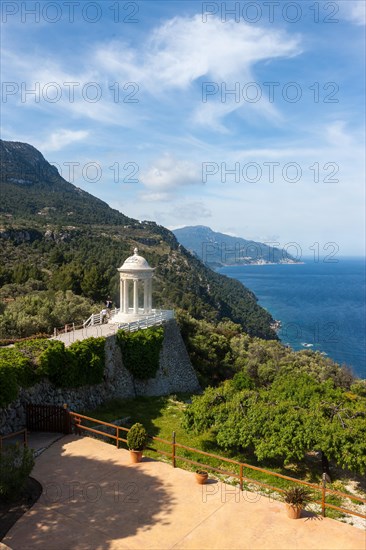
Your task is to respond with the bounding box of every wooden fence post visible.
[116,426,119,449]
[322,473,326,517]
[240,464,243,491]
[172,431,176,468]
[63,404,72,434]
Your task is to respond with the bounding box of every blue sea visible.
[218,258,366,379]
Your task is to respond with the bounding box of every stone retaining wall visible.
[0,320,200,435]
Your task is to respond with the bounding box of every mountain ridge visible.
[173,225,300,267]
[0,140,277,340]
[0,140,132,225]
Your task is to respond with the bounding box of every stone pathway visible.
[3,435,365,550]
[1,432,64,458]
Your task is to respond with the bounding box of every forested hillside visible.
[0,140,276,339]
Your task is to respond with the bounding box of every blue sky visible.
[1,1,365,256]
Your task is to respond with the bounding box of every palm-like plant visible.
[283,486,312,507]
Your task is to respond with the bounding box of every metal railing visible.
[69,411,366,521]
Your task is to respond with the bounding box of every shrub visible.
[0,362,19,407]
[37,340,71,386]
[0,336,105,396]
[68,337,105,386]
[0,348,36,388]
[116,327,164,380]
[0,345,39,406]
[231,370,255,391]
[14,337,51,360]
[38,337,105,387]
[127,423,148,451]
[0,444,35,500]
[0,290,94,339]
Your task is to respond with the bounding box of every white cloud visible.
[1,50,144,128]
[173,201,212,221]
[325,121,354,148]
[340,1,366,26]
[140,153,201,191]
[139,192,171,202]
[3,14,302,131]
[37,129,89,152]
[95,15,301,128]
[143,16,301,87]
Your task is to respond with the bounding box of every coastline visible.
[216,261,306,268]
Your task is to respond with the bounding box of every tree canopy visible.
[184,371,366,475]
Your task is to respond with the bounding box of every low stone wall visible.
[0,320,200,435]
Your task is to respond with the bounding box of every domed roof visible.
[118,248,153,271]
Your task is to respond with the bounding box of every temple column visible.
[119,276,123,314]
[144,279,149,313]
[123,279,129,313]
[133,279,139,314]
[148,279,152,312]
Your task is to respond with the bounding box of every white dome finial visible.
[134,247,138,255]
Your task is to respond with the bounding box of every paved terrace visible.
[53,310,175,346]
[53,324,118,346]
[3,436,365,550]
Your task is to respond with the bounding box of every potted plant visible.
[195,469,209,485]
[283,486,312,519]
[127,423,148,463]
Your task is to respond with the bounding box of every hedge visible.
[0,336,105,406]
[38,337,105,387]
[116,326,164,380]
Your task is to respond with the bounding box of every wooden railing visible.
[0,429,28,452]
[69,411,366,520]
[53,323,84,337]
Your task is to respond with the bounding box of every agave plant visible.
[283,486,312,507]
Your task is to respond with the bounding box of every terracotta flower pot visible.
[129,450,143,463]
[286,504,302,519]
[195,470,208,484]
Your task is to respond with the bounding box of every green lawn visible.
[84,394,219,464]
